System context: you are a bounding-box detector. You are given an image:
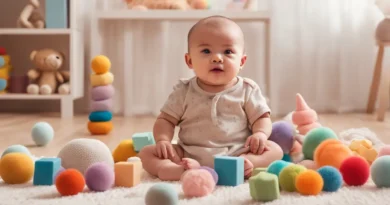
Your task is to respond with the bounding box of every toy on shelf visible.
[26,48,70,95]
[88,55,114,135]
[0,47,12,94]
[349,139,378,164]
[17,0,45,28]
[125,0,208,10]
[292,93,321,135]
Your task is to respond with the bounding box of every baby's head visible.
[185,15,247,87]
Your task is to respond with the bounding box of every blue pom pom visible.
[32,122,54,146]
[282,154,292,162]
[371,156,390,188]
[1,144,31,158]
[0,79,7,91]
[89,111,112,122]
[317,166,342,192]
[145,183,178,205]
[267,160,290,176]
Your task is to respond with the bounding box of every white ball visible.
[57,138,114,174]
[31,122,54,146]
[127,156,141,162]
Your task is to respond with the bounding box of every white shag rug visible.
[1,128,389,205]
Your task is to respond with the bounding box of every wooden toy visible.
[33,157,62,185]
[249,172,280,202]
[214,156,244,186]
[132,132,155,152]
[114,161,142,187]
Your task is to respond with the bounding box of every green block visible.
[249,172,280,202]
[251,167,267,177]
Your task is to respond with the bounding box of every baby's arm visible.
[153,112,179,159]
[251,112,272,137]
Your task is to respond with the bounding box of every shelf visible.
[0,94,70,100]
[0,28,71,35]
[97,10,270,20]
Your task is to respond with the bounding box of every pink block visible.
[91,98,113,112]
[91,85,115,101]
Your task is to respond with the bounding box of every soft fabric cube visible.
[90,72,114,87]
[132,132,155,152]
[33,157,61,185]
[89,111,112,122]
[214,156,244,186]
[252,167,267,177]
[114,161,142,187]
[249,172,280,201]
[91,84,115,101]
[91,98,113,112]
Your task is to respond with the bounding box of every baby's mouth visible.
[211,68,224,72]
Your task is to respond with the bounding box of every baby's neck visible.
[197,77,238,93]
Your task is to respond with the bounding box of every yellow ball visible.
[0,153,34,184]
[91,55,111,74]
[112,139,137,163]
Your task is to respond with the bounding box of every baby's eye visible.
[201,49,210,54]
[225,49,233,54]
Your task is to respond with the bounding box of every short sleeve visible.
[160,79,189,122]
[244,80,271,127]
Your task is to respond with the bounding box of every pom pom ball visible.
[127,156,141,162]
[88,121,113,135]
[302,127,338,160]
[279,164,307,192]
[0,79,6,91]
[0,56,4,67]
[181,169,215,197]
[371,156,390,187]
[317,166,342,192]
[145,183,178,205]
[298,160,318,170]
[56,169,85,196]
[85,162,114,192]
[0,153,34,184]
[31,122,54,146]
[269,121,295,153]
[112,139,137,163]
[91,55,111,74]
[314,139,353,169]
[378,145,390,157]
[1,144,31,158]
[267,160,291,176]
[200,166,218,184]
[295,170,324,195]
[339,156,370,186]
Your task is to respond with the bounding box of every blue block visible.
[45,0,68,28]
[89,111,112,122]
[214,156,244,186]
[132,132,155,152]
[33,157,61,185]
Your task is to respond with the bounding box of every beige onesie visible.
[160,76,271,168]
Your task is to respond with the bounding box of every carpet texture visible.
[1,128,389,205]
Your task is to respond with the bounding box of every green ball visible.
[371,156,390,188]
[1,144,31,158]
[279,164,307,192]
[31,122,54,146]
[302,127,338,160]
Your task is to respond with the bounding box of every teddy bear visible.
[17,0,45,28]
[125,0,208,10]
[26,48,70,95]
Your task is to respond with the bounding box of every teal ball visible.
[371,156,390,188]
[302,127,338,160]
[1,144,31,158]
[267,160,291,176]
[0,79,6,91]
[317,166,342,192]
[31,122,54,146]
[145,183,178,205]
[89,111,112,122]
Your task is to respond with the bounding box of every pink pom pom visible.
[181,169,215,197]
[378,145,390,157]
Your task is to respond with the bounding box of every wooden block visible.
[249,172,280,202]
[361,148,378,163]
[33,157,61,185]
[114,161,142,187]
[252,167,267,177]
[214,156,244,186]
[361,140,373,149]
[45,0,68,28]
[132,132,155,152]
[349,140,361,151]
[358,144,368,155]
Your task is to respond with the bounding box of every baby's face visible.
[185,22,246,86]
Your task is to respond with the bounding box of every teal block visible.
[45,0,68,28]
[33,157,61,185]
[249,172,280,202]
[252,167,267,177]
[214,156,244,186]
[89,111,112,122]
[132,132,155,152]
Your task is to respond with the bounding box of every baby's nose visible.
[212,55,223,63]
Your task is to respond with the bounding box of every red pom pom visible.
[55,169,85,196]
[0,47,6,55]
[339,156,370,186]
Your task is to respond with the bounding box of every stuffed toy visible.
[125,0,208,10]
[17,0,45,29]
[26,48,70,95]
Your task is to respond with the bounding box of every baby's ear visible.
[240,54,247,67]
[185,53,193,69]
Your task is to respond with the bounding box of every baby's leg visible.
[240,140,283,178]
[138,144,200,181]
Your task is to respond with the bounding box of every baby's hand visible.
[155,140,175,159]
[245,132,269,154]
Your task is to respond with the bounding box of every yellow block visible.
[114,161,142,187]
[349,139,373,152]
[360,148,378,164]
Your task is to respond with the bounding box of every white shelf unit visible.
[90,2,271,117]
[0,0,86,118]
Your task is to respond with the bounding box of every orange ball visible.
[88,121,113,135]
[91,55,111,74]
[314,139,352,169]
[55,169,85,196]
[295,170,324,195]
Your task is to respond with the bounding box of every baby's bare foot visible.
[181,158,201,170]
[244,158,254,179]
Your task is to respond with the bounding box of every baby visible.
[139,15,283,181]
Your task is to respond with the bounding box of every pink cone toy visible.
[292,93,321,135]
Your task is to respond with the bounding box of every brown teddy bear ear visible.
[60,52,66,60]
[30,50,37,61]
